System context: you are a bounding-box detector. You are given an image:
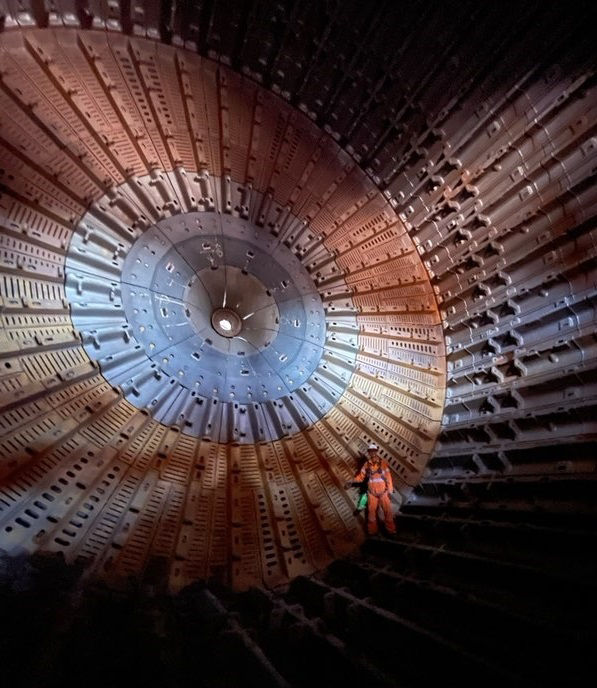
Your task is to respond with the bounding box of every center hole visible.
[219,318,232,332]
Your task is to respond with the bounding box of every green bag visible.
[357,492,368,510]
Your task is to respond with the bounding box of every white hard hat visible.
[368,443,378,450]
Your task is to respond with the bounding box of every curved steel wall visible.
[0,27,445,590]
[0,0,595,587]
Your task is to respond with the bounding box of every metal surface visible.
[211,309,243,338]
[67,205,334,435]
[0,0,594,591]
[0,25,445,590]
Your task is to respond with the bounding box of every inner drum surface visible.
[0,30,446,591]
[69,212,333,428]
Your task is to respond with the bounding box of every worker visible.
[345,444,397,536]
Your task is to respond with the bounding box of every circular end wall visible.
[0,30,445,590]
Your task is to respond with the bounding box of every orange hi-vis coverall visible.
[353,457,396,535]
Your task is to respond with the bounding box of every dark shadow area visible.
[2,499,596,688]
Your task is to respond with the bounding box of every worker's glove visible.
[344,481,353,489]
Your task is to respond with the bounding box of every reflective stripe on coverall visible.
[353,457,396,535]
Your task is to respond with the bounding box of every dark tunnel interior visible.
[0,1,596,686]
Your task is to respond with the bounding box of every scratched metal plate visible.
[67,193,356,440]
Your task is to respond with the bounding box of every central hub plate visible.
[66,180,359,441]
[211,308,242,337]
[184,265,280,354]
[111,212,330,408]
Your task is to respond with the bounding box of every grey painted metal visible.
[66,175,357,442]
